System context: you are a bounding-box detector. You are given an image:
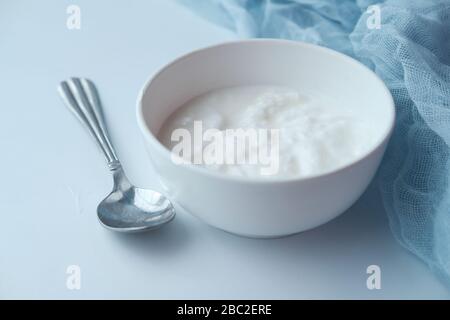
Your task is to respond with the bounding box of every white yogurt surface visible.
[158,85,376,178]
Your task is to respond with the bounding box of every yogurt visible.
[158,85,375,178]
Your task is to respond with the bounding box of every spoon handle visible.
[58,78,121,170]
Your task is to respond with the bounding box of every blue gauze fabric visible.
[177,0,450,284]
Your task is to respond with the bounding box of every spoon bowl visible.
[97,168,175,232]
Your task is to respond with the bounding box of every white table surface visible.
[1,0,449,299]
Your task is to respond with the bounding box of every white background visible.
[0,0,448,299]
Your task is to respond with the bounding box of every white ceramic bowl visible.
[137,39,395,238]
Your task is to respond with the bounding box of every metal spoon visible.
[58,78,175,232]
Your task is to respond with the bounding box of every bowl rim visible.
[136,38,395,185]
